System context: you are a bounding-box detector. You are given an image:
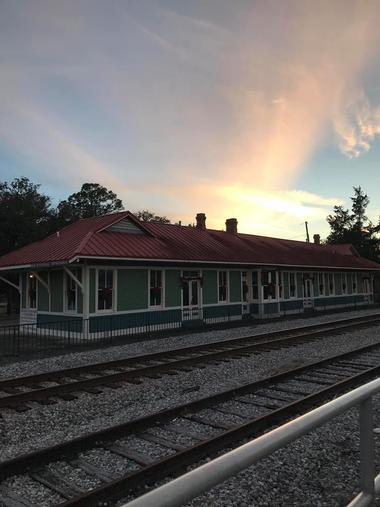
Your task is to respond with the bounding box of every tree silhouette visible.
[326,187,380,262]
[56,183,124,225]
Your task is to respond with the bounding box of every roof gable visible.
[97,212,153,236]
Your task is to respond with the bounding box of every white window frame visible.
[241,271,250,303]
[96,268,115,312]
[217,270,229,303]
[181,269,202,308]
[251,270,259,301]
[363,277,371,294]
[149,269,164,308]
[64,269,78,313]
[26,273,38,309]
[262,270,277,301]
[289,272,297,299]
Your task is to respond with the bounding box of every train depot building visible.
[0,211,379,337]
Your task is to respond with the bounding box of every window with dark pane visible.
[242,271,249,302]
[218,271,227,302]
[150,269,163,306]
[66,271,77,311]
[98,269,113,310]
[28,275,37,309]
[252,271,259,300]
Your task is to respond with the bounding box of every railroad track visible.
[1,313,380,412]
[1,341,380,506]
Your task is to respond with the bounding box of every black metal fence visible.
[2,299,377,358]
[0,306,248,357]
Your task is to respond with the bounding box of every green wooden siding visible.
[89,269,96,314]
[202,270,217,305]
[229,271,241,302]
[50,270,63,312]
[313,274,318,295]
[77,287,83,314]
[283,272,289,299]
[296,273,303,298]
[37,272,49,311]
[334,273,342,295]
[165,270,182,307]
[347,273,353,294]
[117,269,148,311]
[37,313,82,331]
[203,303,241,319]
[73,269,83,314]
[21,273,26,308]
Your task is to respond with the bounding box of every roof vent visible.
[196,213,206,230]
[107,218,145,234]
[313,234,321,245]
[226,218,238,234]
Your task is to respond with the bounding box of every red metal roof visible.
[0,211,379,271]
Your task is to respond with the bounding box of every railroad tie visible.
[30,469,85,500]
[106,443,154,466]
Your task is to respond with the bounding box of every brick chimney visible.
[313,234,321,245]
[226,218,238,234]
[196,213,206,230]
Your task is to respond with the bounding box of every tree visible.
[326,205,353,244]
[56,183,124,225]
[135,209,170,223]
[326,187,380,262]
[0,177,54,256]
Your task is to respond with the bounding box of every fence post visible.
[67,320,71,347]
[359,397,375,503]
[146,311,150,338]
[14,325,19,356]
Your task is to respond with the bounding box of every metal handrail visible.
[124,377,380,507]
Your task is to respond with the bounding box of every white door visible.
[182,272,202,320]
[303,278,314,309]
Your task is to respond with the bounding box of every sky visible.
[1,0,380,240]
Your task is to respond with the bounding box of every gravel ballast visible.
[1,307,379,379]
[0,308,380,506]
[183,400,380,507]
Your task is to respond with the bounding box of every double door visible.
[303,278,314,309]
[182,271,202,320]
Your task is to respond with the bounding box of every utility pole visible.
[305,221,310,243]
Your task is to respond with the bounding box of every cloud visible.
[0,1,380,236]
[334,90,380,158]
[141,182,343,239]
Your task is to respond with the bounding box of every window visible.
[342,274,347,295]
[318,273,324,296]
[218,271,228,302]
[252,271,259,300]
[27,274,37,309]
[328,273,334,295]
[289,272,296,298]
[65,271,77,312]
[363,277,371,294]
[182,271,200,307]
[150,270,163,306]
[262,270,277,300]
[97,269,114,310]
[242,271,249,302]
[352,273,357,294]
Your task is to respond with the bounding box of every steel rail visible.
[124,377,380,507]
[0,314,380,410]
[1,341,380,506]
